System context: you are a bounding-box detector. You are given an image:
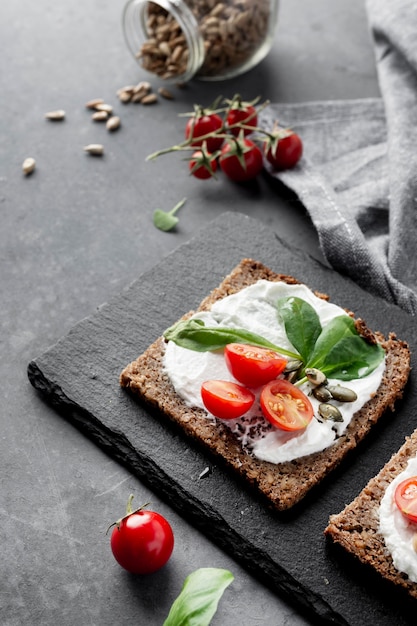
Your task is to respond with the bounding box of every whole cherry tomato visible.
[260,379,313,432]
[109,496,174,575]
[226,105,258,136]
[224,343,287,388]
[264,131,303,170]
[185,112,224,152]
[201,380,255,419]
[219,138,263,182]
[189,149,217,180]
[394,476,417,524]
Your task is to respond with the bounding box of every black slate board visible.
[28,213,417,626]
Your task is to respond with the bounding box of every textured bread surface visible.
[120,259,411,511]
[325,429,417,599]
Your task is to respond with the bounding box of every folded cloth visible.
[261,0,417,315]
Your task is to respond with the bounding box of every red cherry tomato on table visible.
[219,138,263,182]
[110,497,174,574]
[224,343,287,388]
[201,380,255,419]
[226,105,258,136]
[185,113,224,152]
[394,476,417,524]
[264,131,303,170]
[260,379,313,432]
[189,150,217,180]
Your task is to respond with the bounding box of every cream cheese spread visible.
[163,280,385,463]
[379,455,417,582]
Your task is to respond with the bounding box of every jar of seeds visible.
[122,0,279,82]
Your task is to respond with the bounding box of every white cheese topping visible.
[163,280,385,463]
[379,455,417,582]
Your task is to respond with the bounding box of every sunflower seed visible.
[106,116,120,131]
[84,144,104,156]
[92,110,109,121]
[85,98,104,109]
[94,103,113,114]
[158,87,174,99]
[45,109,66,121]
[22,157,36,175]
[141,93,158,105]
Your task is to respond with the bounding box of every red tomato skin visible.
[394,476,417,524]
[224,343,287,388]
[185,114,224,152]
[219,139,263,182]
[111,510,174,574]
[189,151,217,180]
[201,380,255,419]
[227,106,258,136]
[260,380,313,432]
[265,133,303,170]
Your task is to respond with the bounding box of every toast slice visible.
[325,429,417,600]
[120,259,410,511]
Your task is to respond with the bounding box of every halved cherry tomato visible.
[201,380,255,419]
[394,476,417,524]
[224,343,287,388]
[260,380,313,432]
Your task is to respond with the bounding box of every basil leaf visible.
[164,318,300,359]
[163,567,234,626]
[306,315,385,380]
[277,296,322,363]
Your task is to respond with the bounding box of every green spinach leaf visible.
[306,315,384,380]
[164,318,300,359]
[277,296,322,363]
[163,567,234,626]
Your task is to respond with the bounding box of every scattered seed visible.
[158,87,174,100]
[118,90,132,103]
[94,103,113,114]
[318,403,343,422]
[92,110,109,122]
[45,109,66,121]
[312,386,333,403]
[106,116,120,132]
[84,144,104,156]
[141,93,158,105]
[22,157,36,175]
[305,368,327,386]
[86,98,104,109]
[327,385,358,403]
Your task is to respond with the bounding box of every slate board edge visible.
[27,360,348,626]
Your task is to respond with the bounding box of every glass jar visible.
[122,0,279,82]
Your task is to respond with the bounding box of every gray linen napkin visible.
[261,0,417,315]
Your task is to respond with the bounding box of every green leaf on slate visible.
[153,198,187,232]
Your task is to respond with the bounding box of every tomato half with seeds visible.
[394,476,417,524]
[260,379,313,432]
[224,343,287,388]
[201,380,255,419]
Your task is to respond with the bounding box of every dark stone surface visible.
[28,213,417,626]
[1,0,388,624]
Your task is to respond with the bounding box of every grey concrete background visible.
[1,1,379,625]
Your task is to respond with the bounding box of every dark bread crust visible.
[325,430,417,599]
[120,259,411,511]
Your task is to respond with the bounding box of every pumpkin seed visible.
[312,385,332,402]
[327,385,358,403]
[45,109,66,121]
[84,144,104,156]
[318,403,343,422]
[22,157,36,175]
[305,368,327,386]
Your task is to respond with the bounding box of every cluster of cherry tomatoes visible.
[148,95,303,183]
[201,343,313,432]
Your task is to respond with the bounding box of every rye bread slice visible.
[120,259,411,511]
[325,429,417,600]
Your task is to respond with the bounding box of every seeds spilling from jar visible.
[136,0,271,80]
